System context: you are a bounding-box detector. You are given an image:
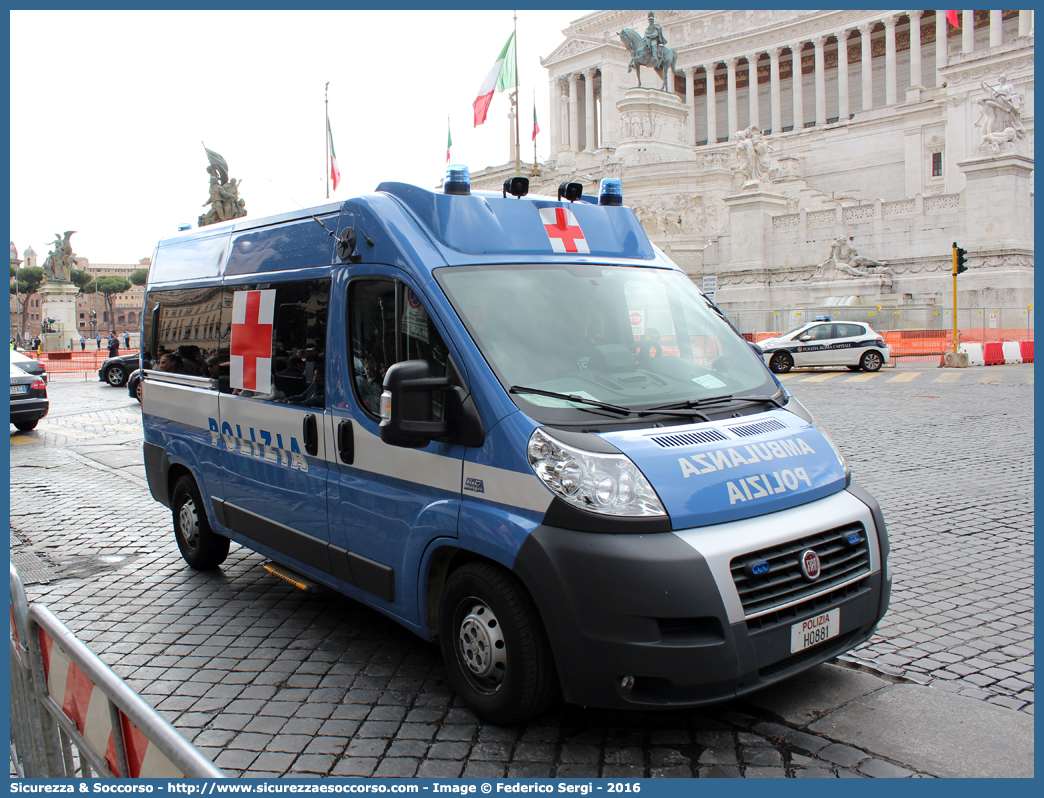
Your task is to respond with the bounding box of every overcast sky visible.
[10,9,594,266]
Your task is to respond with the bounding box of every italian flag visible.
[946,10,960,28]
[446,118,452,162]
[328,117,341,191]
[473,32,516,127]
[532,97,540,141]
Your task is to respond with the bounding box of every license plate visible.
[790,608,840,653]
[10,384,27,395]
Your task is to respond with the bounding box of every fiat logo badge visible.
[801,550,821,581]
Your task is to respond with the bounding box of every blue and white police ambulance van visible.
[140,168,890,723]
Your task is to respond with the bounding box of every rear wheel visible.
[105,365,127,387]
[14,420,38,432]
[171,475,229,570]
[860,351,884,372]
[769,352,793,374]
[439,561,557,724]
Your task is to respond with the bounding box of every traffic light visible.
[952,242,969,275]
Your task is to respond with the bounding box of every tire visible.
[860,350,884,372]
[171,475,229,570]
[439,561,557,724]
[768,352,793,374]
[134,380,142,403]
[105,365,127,387]
[14,420,38,432]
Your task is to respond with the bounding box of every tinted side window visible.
[349,280,450,418]
[217,280,330,402]
[144,287,224,379]
[836,324,863,338]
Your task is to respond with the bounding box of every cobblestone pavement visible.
[10,365,1033,777]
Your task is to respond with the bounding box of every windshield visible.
[437,264,777,422]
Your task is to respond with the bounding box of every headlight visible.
[526,428,666,517]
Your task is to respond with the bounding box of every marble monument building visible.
[472,9,1034,319]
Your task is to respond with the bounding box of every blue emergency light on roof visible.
[444,164,471,195]
[598,178,623,206]
[177,223,192,231]
[814,315,831,321]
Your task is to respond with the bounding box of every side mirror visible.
[379,361,450,448]
[799,335,811,342]
[748,342,764,357]
[378,360,485,450]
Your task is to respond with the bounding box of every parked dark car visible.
[10,349,47,382]
[10,363,48,431]
[99,351,141,387]
[128,369,142,403]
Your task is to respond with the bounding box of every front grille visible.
[726,418,786,437]
[650,429,728,448]
[730,523,871,619]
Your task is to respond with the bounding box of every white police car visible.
[760,319,889,373]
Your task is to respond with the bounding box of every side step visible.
[263,561,321,593]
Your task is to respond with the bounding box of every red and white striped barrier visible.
[39,627,183,778]
[959,341,1033,366]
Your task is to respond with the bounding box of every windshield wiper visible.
[509,386,632,416]
[645,392,786,413]
[509,386,711,421]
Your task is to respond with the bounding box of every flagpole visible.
[533,90,538,176]
[513,10,521,176]
[325,82,330,199]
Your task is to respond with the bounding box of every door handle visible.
[337,420,354,464]
[303,413,318,456]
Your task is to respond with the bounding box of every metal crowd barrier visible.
[9,563,224,778]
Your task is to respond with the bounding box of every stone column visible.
[548,77,560,155]
[859,24,874,112]
[684,67,696,144]
[584,68,598,152]
[791,45,804,129]
[726,58,738,135]
[769,48,782,133]
[936,11,948,85]
[746,54,760,129]
[813,36,826,125]
[884,16,898,106]
[568,73,580,153]
[1019,10,1032,36]
[559,80,570,152]
[836,32,849,121]
[706,63,718,143]
[990,10,1003,47]
[962,10,974,53]
[909,11,922,88]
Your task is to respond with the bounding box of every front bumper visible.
[512,485,889,710]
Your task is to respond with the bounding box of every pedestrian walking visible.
[79,334,86,351]
[107,332,119,358]
[123,329,130,349]
[96,333,102,350]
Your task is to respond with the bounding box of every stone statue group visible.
[199,146,247,227]
[975,75,1026,154]
[42,231,77,283]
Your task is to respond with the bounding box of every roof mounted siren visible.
[503,176,529,198]
[598,178,623,206]
[444,164,471,196]
[558,181,583,203]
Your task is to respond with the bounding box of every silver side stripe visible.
[462,462,553,514]
[347,421,462,495]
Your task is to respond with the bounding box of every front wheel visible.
[860,350,884,372]
[769,352,793,374]
[439,562,557,724]
[171,475,229,570]
[105,365,127,387]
